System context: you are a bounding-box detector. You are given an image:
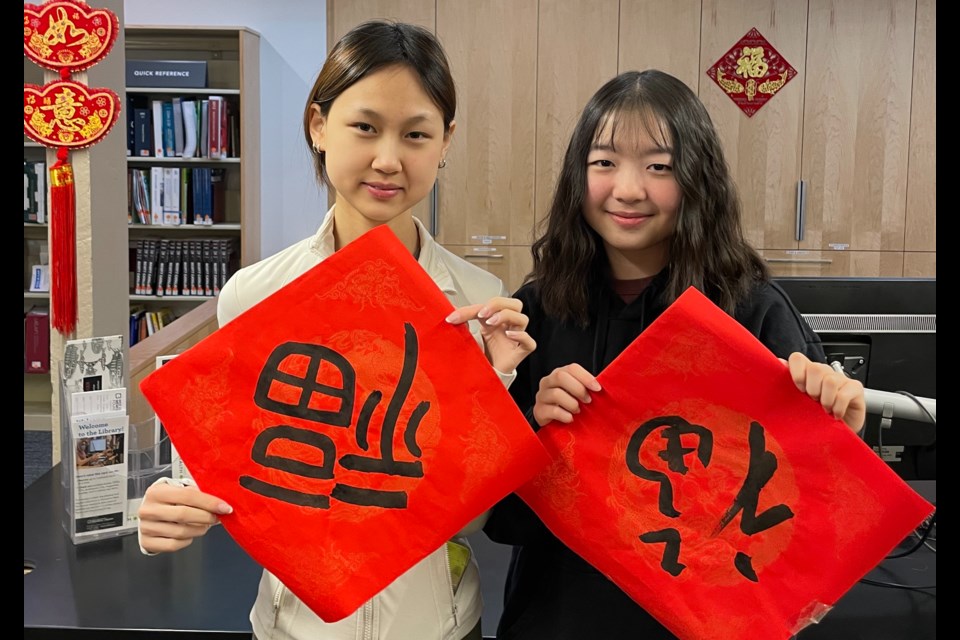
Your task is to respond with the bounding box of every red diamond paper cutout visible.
[139,225,551,622]
[516,287,933,639]
[706,28,796,117]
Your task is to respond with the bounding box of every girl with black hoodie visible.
[484,69,866,640]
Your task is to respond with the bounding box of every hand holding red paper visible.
[139,226,550,622]
[517,287,933,640]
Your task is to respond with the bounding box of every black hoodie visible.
[485,272,825,640]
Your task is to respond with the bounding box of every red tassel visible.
[50,147,77,336]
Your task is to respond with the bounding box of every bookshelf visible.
[123,25,260,344]
[24,55,52,431]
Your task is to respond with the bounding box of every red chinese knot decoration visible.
[23,0,122,335]
[706,28,797,118]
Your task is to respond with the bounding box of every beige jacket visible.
[217,207,514,640]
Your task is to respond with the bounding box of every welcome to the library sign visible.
[23,0,122,335]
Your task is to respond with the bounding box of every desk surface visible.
[25,466,935,639]
[24,464,261,639]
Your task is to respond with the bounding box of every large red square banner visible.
[517,287,933,639]
[140,225,549,621]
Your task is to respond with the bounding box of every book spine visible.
[199,99,209,158]
[134,108,153,157]
[162,167,182,225]
[181,100,198,158]
[208,97,221,159]
[125,94,136,157]
[24,308,50,373]
[151,99,165,157]
[219,98,229,159]
[172,97,185,157]
[150,166,164,225]
[34,161,46,223]
[161,100,176,157]
[24,162,38,223]
[211,167,226,224]
[156,239,168,297]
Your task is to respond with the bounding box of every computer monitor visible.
[774,277,936,481]
[88,438,107,453]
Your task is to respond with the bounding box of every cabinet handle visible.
[764,258,832,264]
[794,179,807,241]
[430,181,439,236]
[464,253,504,260]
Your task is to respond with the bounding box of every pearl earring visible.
[438,159,447,169]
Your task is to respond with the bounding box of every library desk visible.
[24,465,935,639]
[24,464,259,639]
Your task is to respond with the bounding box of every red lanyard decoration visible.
[23,0,121,336]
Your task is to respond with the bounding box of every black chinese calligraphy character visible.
[240,425,336,508]
[713,420,794,581]
[254,341,356,426]
[339,322,428,480]
[626,415,713,517]
[638,528,685,577]
[242,323,430,510]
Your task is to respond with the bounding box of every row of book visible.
[127,95,238,160]
[128,166,226,226]
[129,305,176,347]
[132,237,239,298]
[24,160,47,223]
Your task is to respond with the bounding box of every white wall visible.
[124,0,329,259]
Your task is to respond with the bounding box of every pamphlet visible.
[70,412,130,537]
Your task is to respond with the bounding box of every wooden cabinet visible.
[904,0,936,274]
[123,26,261,340]
[535,0,619,234]
[700,0,928,277]
[326,0,935,285]
[618,0,702,89]
[436,0,537,291]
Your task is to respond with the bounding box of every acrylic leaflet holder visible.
[59,376,181,545]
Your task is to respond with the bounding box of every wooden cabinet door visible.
[800,0,916,253]
[535,0,620,230]
[619,0,702,89]
[436,0,537,248]
[700,0,809,252]
[441,245,533,294]
[327,0,435,42]
[905,0,936,265]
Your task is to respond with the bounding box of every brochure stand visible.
[58,335,180,545]
[60,381,182,544]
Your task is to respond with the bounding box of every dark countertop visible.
[24,464,261,639]
[25,465,935,640]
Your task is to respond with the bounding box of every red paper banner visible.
[139,225,550,622]
[517,287,933,639]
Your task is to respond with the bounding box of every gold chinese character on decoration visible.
[706,28,797,117]
[24,0,117,71]
[24,80,116,147]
